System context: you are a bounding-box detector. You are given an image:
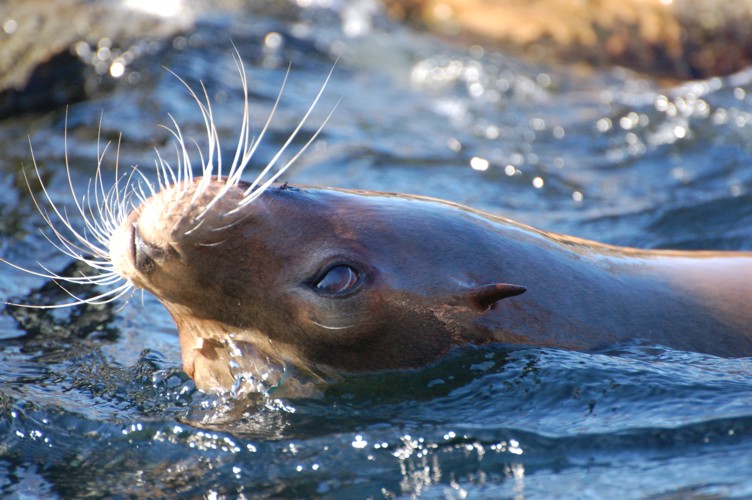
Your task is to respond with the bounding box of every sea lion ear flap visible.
[465,283,526,312]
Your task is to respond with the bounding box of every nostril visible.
[133,222,158,274]
[131,221,177,275]
[130,223,138,265]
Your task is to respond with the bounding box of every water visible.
[1,1,751,497]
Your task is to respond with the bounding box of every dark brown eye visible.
[314,265,361,295]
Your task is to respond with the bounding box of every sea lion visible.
[105,176,752,393]
[5,57,752,395]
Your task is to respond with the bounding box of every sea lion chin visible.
[107,175,752,394]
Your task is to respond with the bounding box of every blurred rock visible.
[0,0,193,119]
[385,0,752,79]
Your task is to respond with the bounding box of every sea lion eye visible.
[313,265,361,295]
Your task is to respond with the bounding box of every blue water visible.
[1,1,752,497]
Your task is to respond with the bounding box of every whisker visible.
[163,67,219,183]
[195,240,227,248]
[53,280,133,305]
[241,65,293,194]
[311,320,354,331]
[192,57,287,224]
[0,257,112,285]
[6,280,134,309]
[238,95,339,210]
[246,62,335,196]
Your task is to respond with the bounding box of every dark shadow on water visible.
[4,260,119,346]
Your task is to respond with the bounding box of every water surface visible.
[1,1,751,497]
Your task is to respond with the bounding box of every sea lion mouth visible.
[182,327,326,398]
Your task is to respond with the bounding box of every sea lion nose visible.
[132,222,173,274]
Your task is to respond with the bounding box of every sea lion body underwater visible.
[6,58,752,394]
[108,176,752,393]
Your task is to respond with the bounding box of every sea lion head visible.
[6,55,525,395]
[109,177,526,393]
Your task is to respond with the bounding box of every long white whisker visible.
[240,66,292,193]
[0,256,112,285]
[311,320,354,330]
[21,171,103,263]
[238,96,339,210]
[26,148,111,261]
[225,52,252,183]
[251,63,334,194]
[193,58,289,223]
[6,281,133,309]
[164,68,219,183]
